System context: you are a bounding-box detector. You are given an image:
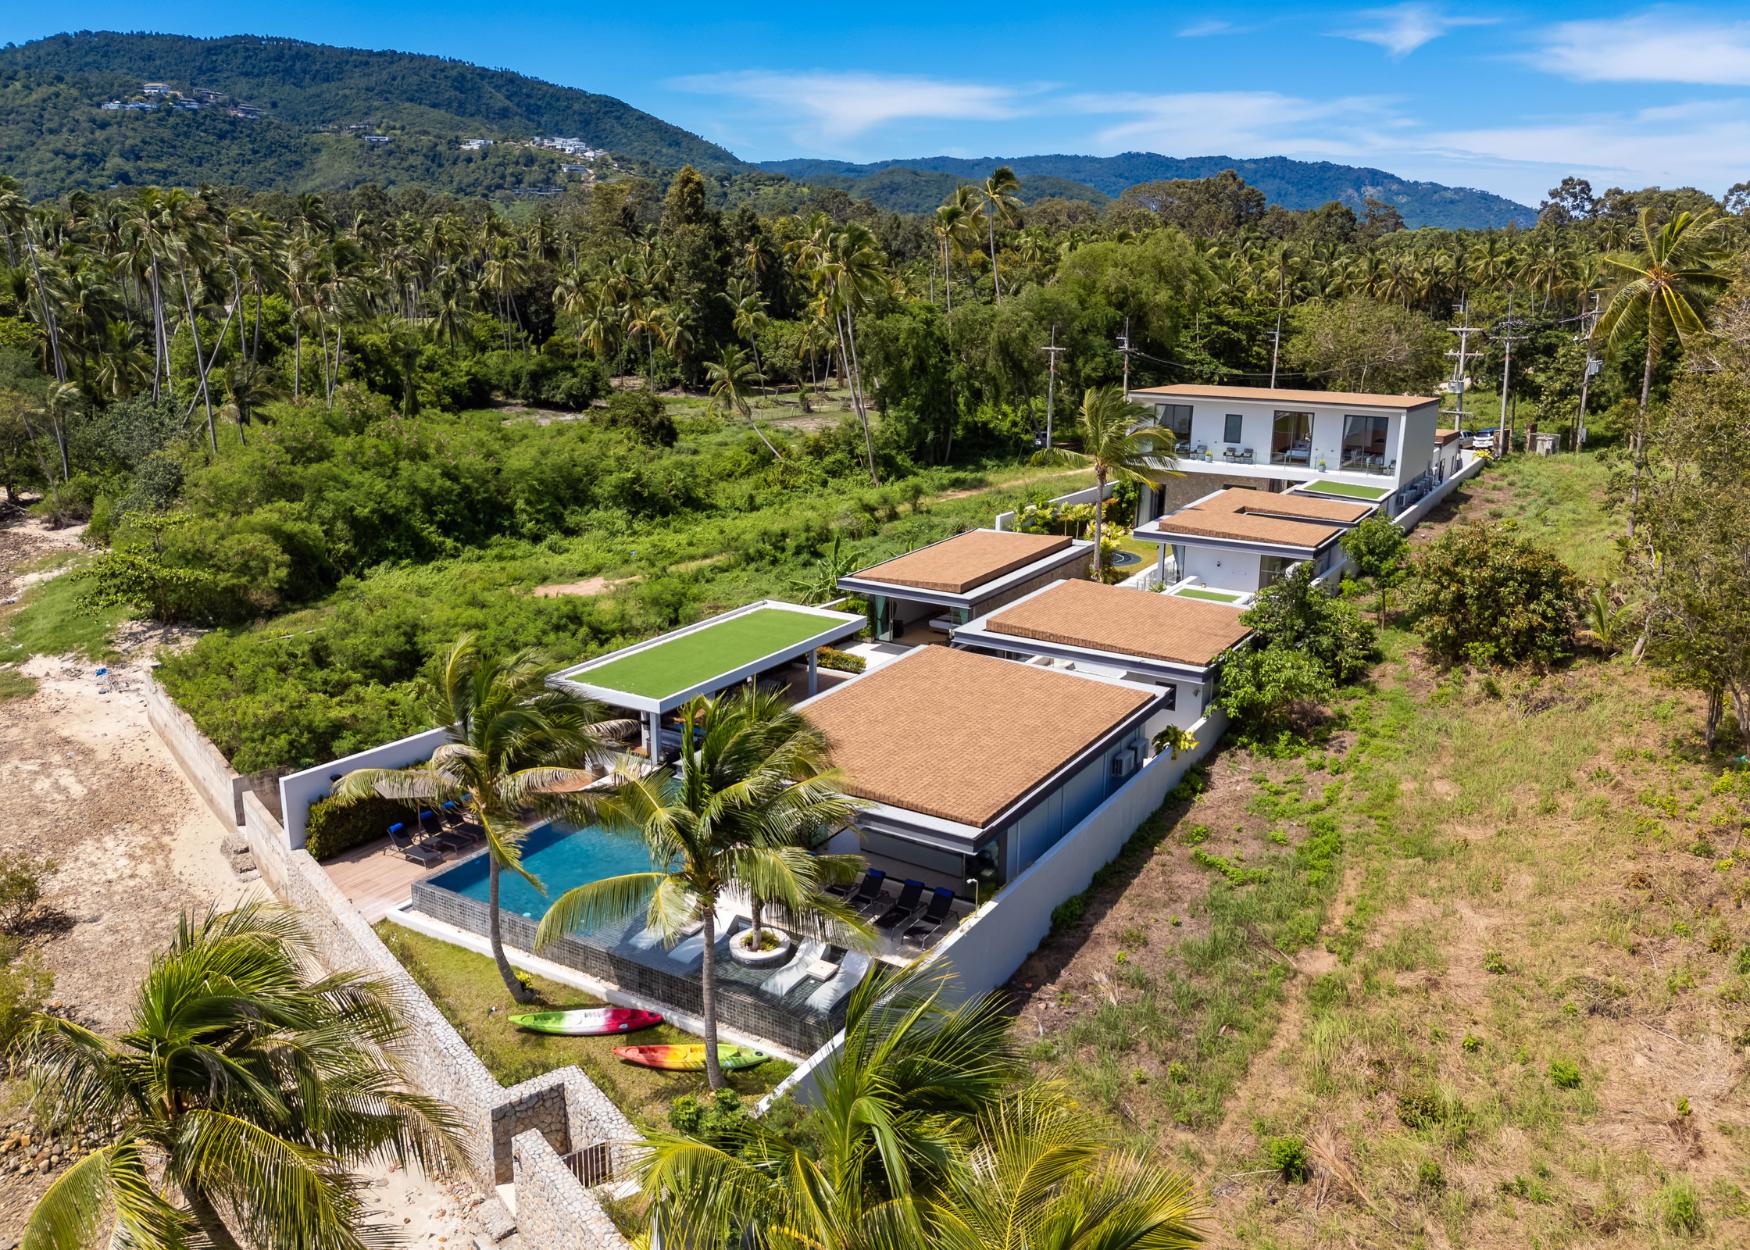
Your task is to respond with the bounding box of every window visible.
[1223,413,1244,443]
[1259,555,1296,587]
[1271,411,1313,465]
[1154,403,1193,441]
[1341,414,1392,473]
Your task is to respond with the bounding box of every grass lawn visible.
[0,553,127,665]
[375,923,795,1131]
[1016,451,1750,1244]
[1175,588,1243,603]
[1304,479,1390,500]
[570,607,840,699]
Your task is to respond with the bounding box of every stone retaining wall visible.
[143,672,250,828]
[513,1131,634,1250]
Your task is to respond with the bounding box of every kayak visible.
[612,1044,769,1071]
[509,1008,664,1036]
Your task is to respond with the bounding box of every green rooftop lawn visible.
[375,922,794,1131]
[1175,588,1242,603]
[1303,480,1389,499]
[574,607,837,699]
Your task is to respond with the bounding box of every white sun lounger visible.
[759,939,826,999]
[805,951,873,1013]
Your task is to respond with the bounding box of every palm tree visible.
[976,167,1024,305]
[637,965,1206,1249]
[534,689,869,1089]
[1039,386,1177,578]
[934,199,972,311]
[706,343,782,458]
[331,636,627,1003]
[1593,206,1731,540]
[792,215,891,485]
[18,904,461,1250]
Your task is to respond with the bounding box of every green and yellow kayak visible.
[613,1043,768,1071]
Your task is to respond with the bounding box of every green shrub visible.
[597,390,677,445]
[1660,1176,1703,1233]
[1306,973,1346,1011]
[1548,1058,1583,1089]
[0,850,59,932]
[1269,1136,1311,1182]
[0,936,52,1051]
[1048,895,1087,935]
[1483,949,1509,974]
[1417,1160,1445,1190]
[305,794,420,860]
[816,646,865,674]
[1404,520,1583,665]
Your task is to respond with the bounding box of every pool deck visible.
[323,836,467,923]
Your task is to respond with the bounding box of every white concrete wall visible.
[1183,545,1260,590]
[763,707,1228,1112]
[1400,404,1440,481]
[278,727,453,850]
[1393,450,1485,529]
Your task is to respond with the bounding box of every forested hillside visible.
[760,153,1538,230]
[0,31,747,198]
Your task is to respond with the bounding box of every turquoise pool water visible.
[429,824,657,919]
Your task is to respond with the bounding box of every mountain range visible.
[0,32,1538,229]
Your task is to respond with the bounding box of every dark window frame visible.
[1223,413,1244,444]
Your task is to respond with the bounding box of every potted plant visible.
[729,923,793,967]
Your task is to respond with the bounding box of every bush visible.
[1240,561,1378,684]
[816,646,865,674]
[0,850,58,932]
[1404,521,1582,665]
[1269,1136,1311,1182]
[0,936,52,1051]
[1548,1058,1583,1089]
[305,794,420,860]
[597,391,678,447]
[1215,644,1335,731]
[1417,1160,1445,1190]
[1660,1176,1703,1234]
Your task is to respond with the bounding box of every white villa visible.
[1127,383,1445,523]
[1132,486,1377,597]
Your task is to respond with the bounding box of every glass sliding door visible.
[1341,414,1392,473]
[1271,410,1313,465]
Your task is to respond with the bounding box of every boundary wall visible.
[143,674,250,827]
[1392,450,1485,529]
[278,727,453,850]
[761,706,1227,1111]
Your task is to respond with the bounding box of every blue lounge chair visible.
[901,888,958,947]
[387,823,441,867]
[418,810,463,852]
[829,868,884,907]
[873,880,925,931]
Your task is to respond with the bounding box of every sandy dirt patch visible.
[533,575,639,597]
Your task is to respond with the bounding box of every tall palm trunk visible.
[1092,465,1107,581]
[294,323,302,399]
[838,307,880,486]
[1628,332,1657,542]
[988,213,1002,305]
[487,854,536,1003]
[177,264,219,453]
[185,1184,246,1250]
[699,902,725,1090]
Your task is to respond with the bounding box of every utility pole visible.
[1444,295,1481,429]
[1039,324,1065,450]
[1117,317,1135,394]
[1574,291,1601,452]
[1494,295,1525,455]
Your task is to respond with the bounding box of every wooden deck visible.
[322,837,461,924]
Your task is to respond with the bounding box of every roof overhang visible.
[1131,521,1336,560]
[836,538,1095,611]
[548,599,865,715]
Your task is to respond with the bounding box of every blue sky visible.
[8,3,1750,206]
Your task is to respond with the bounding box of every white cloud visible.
[1339,3,1495,58]
[1536,12,1750,85]
[1177,20,1238,37]
[1071,90,1393,158]
[669,70,1026,142]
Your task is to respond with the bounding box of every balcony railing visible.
[1338,453,1396,476]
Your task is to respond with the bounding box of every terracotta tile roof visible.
[1435,428,1463,445]
[1149,489,1366,549]
[984,579,1250,667]
[805,646,1152,827]
[852,530,1073,595]
[1129,383,1436,410]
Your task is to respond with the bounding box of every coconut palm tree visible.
[706,343,782,458]
[977,166,1024,305]
[1038,386,1177,578]
[637,965,1206,1249]
[1593,205,1731,540]
[934,199,972,311]
[534,688,869,1089]
[331,635,628,1003]
[17,904,461,1250]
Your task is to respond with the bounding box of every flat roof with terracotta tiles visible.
[850,530,1074,595]
[1435,428,1463,445]
[1130,383,1437,410]
[984,579,1251,668]
[804,646,1153,828]
[1149,489,1368,549]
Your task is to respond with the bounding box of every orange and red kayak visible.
[612,1043,768,1071]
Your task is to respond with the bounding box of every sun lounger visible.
[873,879,925,931]
[901,888,958,947]
[440,802,483,843]
[827,868,884,903]
[387,823,442,867]
[759,939,826,998]
[418,810,463,852]
[805,951,873,1012]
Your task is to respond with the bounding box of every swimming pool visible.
[428,824,658,921]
